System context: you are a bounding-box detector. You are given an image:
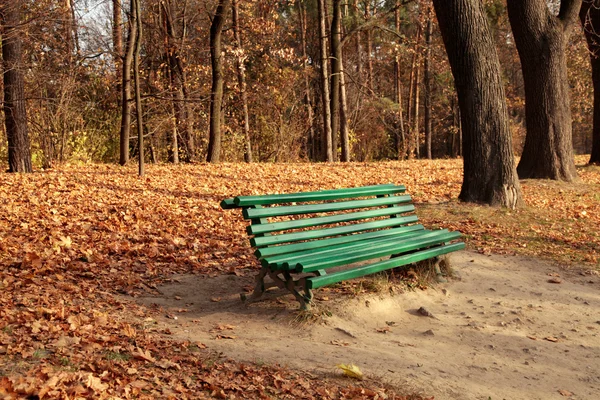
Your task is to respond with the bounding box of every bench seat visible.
[221,184,464,309]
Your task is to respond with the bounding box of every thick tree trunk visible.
[119,0,137,166]
[330,0,342,161]
[432,0,523,208]
[507,0,581,181]
[133,0,144,176]
[1,1,32,173]
[207,0,230,163]
[232,0,252,163]
[317,0,333,162]
[424,7,433,160]
[580,0,600,164]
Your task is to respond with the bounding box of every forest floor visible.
[0,156,599,399]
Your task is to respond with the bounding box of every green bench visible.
[221,184,465,309]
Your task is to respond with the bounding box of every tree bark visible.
[424,7,433,160]
[119,0,137,166]
[432,0,523,208]
[330,0,343,161]
[365,1,374,91]
[1,1,32,173]
[394,5,406,160]
[317,0,333,161]
[506,0,581,181]
[232,0,252,162]
[113,0,123,107]
[412,49,421,159]
[133,0,144,176]
[298,0,316,160]
[207,0,230,163]
[580,0,600,164]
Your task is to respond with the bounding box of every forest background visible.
[0,0,596,169]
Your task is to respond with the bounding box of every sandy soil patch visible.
[139,251,600,400]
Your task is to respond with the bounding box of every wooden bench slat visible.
[250,215,419,247]
[254,224,425,258]
[248,204,415,235]
[234,184,404,207]
[243,194,412,219]
[307,242,466,289]
[262,228,433,268]
[295,231,462,273]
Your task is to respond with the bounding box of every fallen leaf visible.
[558,389,573,396]
[133,347,156,363]
[156,359,181,370]
[85,373,107,392]
[544,337,559,342]
[336,363,363,380]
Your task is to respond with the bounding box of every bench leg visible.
[282,272,313,311]
[240,265,271,302]
[241,267,314,310]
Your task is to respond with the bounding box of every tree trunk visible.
[317,0,333,162]
[299,0,316,160]
[133,0,144,176]
[232,0,252,162]
[394,5,406,160]
[119,0,137,166]
[580,0,600,164]
[406,23,422,159]
[432,0,523,208]
[1,1,32,173]
[424,7,433,160]
[365,1,374,91]
[330,0,342,161]
[113,0,123,107]
[207,0,230,163]
[338,3,350,162]
[412,51,421,159]
[506,0,581,181]
[162,0,192,162]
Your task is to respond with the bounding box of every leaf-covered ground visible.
[1,157,598,399]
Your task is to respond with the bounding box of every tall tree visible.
[206,0,230,163]
[393,3,406,159]
[1,1,32,173]
[133,0,144,176]
[580,0,600,165]
[119,0,137,166]
[330,0,342,161]
[298,0,316,160]
[232,0,252,162]
[506,0,582,181]
[423,5,433,160]
[113,0,123,105]
[317,0,333,161]
[432,0,522,208]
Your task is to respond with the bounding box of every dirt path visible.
[138,251,600,400]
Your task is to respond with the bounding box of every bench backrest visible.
[222,184,421,257]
